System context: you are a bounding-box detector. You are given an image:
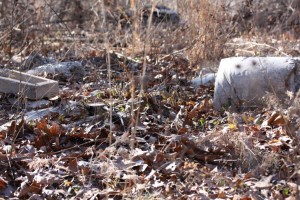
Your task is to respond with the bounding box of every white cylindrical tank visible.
[213,57,300,111]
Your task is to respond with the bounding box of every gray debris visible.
[191,73,216,87]
[27,61,86,82]
[125,4,180,25]
[26,99,52,110]
[191,67,216,86]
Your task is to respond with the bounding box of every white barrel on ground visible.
[213,57,300,111]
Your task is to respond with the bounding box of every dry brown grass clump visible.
[0,0,231,71]
[177,0,228,68]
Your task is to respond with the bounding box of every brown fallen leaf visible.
[49,122,60,135]
[268,111,280,124]
[7,120,16,136]
[265,111,288,126]
[272,115,287,126]
[0,176,7,190]
[68,158,78,173]
[240,197,252,200]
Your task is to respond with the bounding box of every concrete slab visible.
[0,70,59,100]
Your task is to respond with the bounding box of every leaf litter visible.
[0,3,300,199]
[0,50,299,199]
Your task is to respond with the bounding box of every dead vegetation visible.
[0,0,300,199]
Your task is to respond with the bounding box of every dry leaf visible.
[68,158,78,173]
[0,177,7,190]
[49,122,60,135]
[7,120,16,136]
[272,115,287,126]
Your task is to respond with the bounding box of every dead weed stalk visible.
[178,0,228,67]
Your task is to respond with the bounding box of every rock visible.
[22,53,56,70]
[145,5,180,24]
[27,61,85,82]
[26,100,52,110]
[85,102,106,116]
[12,52,56,70]
[121,4,180,26]
[213,57,300,111]
[62,100,87,118]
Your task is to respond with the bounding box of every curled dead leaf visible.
[262,111,287,127]
[272,115,287,126]
[268,111,280,123]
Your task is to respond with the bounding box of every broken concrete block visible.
[213,57,300,111]
[0,69,59,100]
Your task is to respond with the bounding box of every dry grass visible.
[177,0,227,67]
[0,0,229,68]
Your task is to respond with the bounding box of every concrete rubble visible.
[0,69,59,100]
